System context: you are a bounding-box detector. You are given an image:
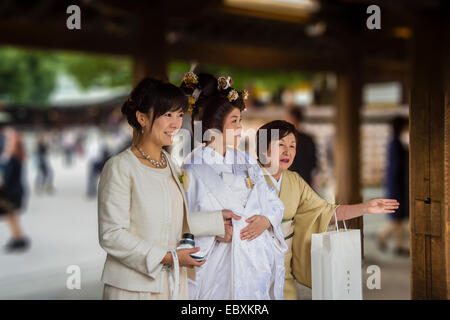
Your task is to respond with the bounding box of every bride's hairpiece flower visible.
[227,89,239,102]
[182,71,198,89]
[217,76,232,91]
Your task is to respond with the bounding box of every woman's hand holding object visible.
[163,248,206,268]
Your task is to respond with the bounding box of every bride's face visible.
[222,107,242,146]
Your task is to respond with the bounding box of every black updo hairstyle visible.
[121,77,188,134]
[256,120,297,164]
[180,73,218,123]
[181,73,246,141]
[181,73,218,99]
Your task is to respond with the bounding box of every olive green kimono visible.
[262,169,339,300]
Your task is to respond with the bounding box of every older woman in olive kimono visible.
[254,120,400,300]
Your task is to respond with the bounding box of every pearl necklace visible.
[137,147,166,168]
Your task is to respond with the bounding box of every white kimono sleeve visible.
[182,165,225,238]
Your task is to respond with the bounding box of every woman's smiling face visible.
[148,108,184,147]
[266,132,297,172]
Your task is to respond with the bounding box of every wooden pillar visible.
[132,5,167,85]
[410,16,450,300]
[401,77,411,106]
[335,58,364,252]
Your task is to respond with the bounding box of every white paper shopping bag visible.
[311,214,363,300]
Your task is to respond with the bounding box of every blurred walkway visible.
[362,188,410,300]
[0,156,410,299]
[0,154,105,299]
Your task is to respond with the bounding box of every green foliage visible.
[58,52,132,90]
[0,47,58,106]
[0,45,309,107]
[0,47,132,106]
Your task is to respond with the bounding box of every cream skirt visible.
[103,270,188,300]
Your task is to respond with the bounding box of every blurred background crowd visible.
[1,0,438,300]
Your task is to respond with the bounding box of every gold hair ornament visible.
[182,72,198,88]
[217,76,232,91]
[227,89,239,102]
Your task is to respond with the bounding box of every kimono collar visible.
[200,145,235,173]
[259,161,283,196]
[269,172,283,193]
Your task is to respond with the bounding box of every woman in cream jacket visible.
[255,120,400,299]
[98,78,238,300]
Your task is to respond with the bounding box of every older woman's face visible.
[267,133,297,172]
[149,109,184,147]
[222,107,242,146]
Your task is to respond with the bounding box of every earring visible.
[141,127,144,134]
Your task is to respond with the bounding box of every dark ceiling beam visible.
[79,0,215,20]
[0,20,135,56]
[169,39,347,72]
[27,0,56,19]
[0,19,407,80]
[218,6,311,24]
[81,0,137,19]
[0,0,14,16]
[362,57,409,83]
[0,2,409,82]
[311,0,415,41]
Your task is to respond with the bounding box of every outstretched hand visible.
[365,198,400,214]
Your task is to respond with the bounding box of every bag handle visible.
[334,208,347,231]
[167,249,180,300]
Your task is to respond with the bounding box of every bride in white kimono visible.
[180,74,287,299]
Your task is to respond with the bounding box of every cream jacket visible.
[98,148,225,292]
